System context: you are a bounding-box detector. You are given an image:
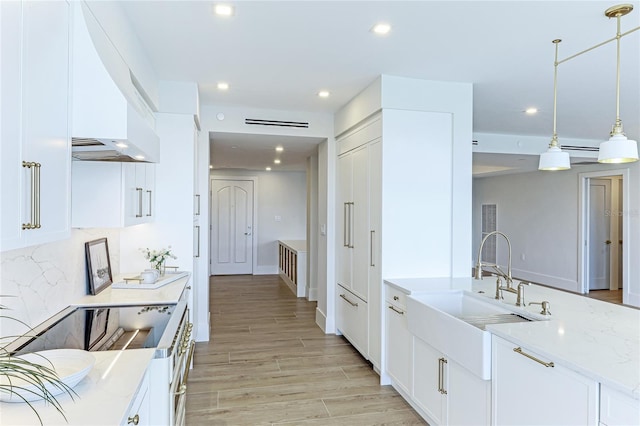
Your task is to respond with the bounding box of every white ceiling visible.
[119,1,640,173]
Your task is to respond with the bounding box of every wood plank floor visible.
[585,289,623,305]
[186,274,426,425]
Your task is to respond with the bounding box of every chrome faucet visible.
[475,231,513,288]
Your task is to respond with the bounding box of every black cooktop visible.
[14,304,176,355]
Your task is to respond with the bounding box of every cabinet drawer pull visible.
[136,188,143,217]
[393,295,399,301]
[340,293,358,307]
[388,305,404,315]
[513,347,555,368]
[438,357,448,394]
[127,414,139,425]
[22,161,41,230]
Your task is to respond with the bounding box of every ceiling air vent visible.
[245,118,309,128]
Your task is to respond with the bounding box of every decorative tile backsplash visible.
[0,229,120,340]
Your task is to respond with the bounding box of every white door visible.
[588,179,611,290]
[211,179,254,275]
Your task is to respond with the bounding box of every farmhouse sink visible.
[406,290,542,380]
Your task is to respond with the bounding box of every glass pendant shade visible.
[598,133,639,163]
[539,145,571,170]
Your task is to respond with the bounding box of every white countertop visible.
[0,349,155,426]
[384,276,640,400]
[73,273,190,306]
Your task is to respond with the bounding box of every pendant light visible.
[539,39,571,171]
[598,4,639,164]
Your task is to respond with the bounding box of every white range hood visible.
[71,2,159,163]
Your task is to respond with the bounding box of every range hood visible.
[71,2,159,163]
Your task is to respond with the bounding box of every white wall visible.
[473,161,640,306]
[211,169,307,274]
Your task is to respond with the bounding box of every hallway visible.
[185,274,426,425]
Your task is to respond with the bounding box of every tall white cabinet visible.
[1,0,71,252]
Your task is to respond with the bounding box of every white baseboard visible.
[195,312,210,342]
[315,307,327,333]
[512,268,579,293]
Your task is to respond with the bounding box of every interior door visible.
[211,179,254,275]
[588,178,611,290]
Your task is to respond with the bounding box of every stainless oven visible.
[10,300,194,426]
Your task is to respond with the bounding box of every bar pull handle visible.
[146,190,152,216]
[348,202,355,248]
[195,194,200,216]
[22,161,41,230]
[340,293,358,307]
[174,340,196,396]
[136,188,143,217]
[388,305,404,315]
[513,347,555,368]
[194,225,200,258]
[370,230,375,266]
[343,203,349,247]
[438,357,448,394]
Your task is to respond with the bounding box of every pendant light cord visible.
[551,40,561,147]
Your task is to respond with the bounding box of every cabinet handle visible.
[370,230,375,266]
[136,188,143,217]
[340,293,358,307]
[349,202,355,248]
[388,305,404,315]
[175,340,196,395]
[127,414,139,425]
[146,190,152,216]
[194,225,200,258]
[438,357,448,394]
[513,347,555,368]
[22,161,41,230]
[195,194,200,216]
[343,203,349,247]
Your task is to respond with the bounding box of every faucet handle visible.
[529,301,551,315]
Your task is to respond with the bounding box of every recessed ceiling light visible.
[214,4,234,16]
[275,146,284,152]
[209,165,213,169]
[371,23,391,35]
[266,167,272,171]
[525,107,538,114]
[274,159,281,164]
[217,82,229,90]
[318,90,330,98]
[115,142,128,148]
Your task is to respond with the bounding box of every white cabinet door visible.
[600,385,640,426]
[447,359,491,426]
[492,336,599,426]
[413,337,447,425]
[122,369,150,426]
[351,145,369,302]
[337,153,353,290]
[336,285,368,356]
[367,140,382,369]
[1,0,71,251]
[386,298,412,395]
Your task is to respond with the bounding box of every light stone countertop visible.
[384,276,640,400]
[0,349,155,426]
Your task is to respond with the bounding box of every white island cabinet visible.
[599,385,640,426]
[123,369,150,426]
[492,335,599,426]
[1,0,71,251]
[385,284,412,396]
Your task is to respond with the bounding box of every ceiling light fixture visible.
[274,159,281,164]
[214,4,234,16]
[217,82,229,90]
[318,90,330,98]
[539,40,571,171]
[265,167,271,171]
[275,146,284,152]
[525,107,538,115]
[598,4,638,163]
[371,23,391,35]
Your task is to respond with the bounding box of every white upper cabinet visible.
[1,0,71,252]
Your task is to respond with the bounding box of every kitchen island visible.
[1,273,191,426]
[384,276,639,425]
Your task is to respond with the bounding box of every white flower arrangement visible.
[139,246,177,271]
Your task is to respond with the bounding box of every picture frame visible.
[85,238,113,295]
[85,308,110,350]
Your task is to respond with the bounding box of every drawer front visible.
[337,285,368,357]
[385,284,407,309]
[600,386,640,426]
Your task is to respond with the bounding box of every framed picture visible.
[85,238,113,295]
[85,308,110,350]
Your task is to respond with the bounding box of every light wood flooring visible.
[585,289,623,305]
[186,274,426,425]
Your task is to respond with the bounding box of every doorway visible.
[580,170,628,299]
[210,178,256,275]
